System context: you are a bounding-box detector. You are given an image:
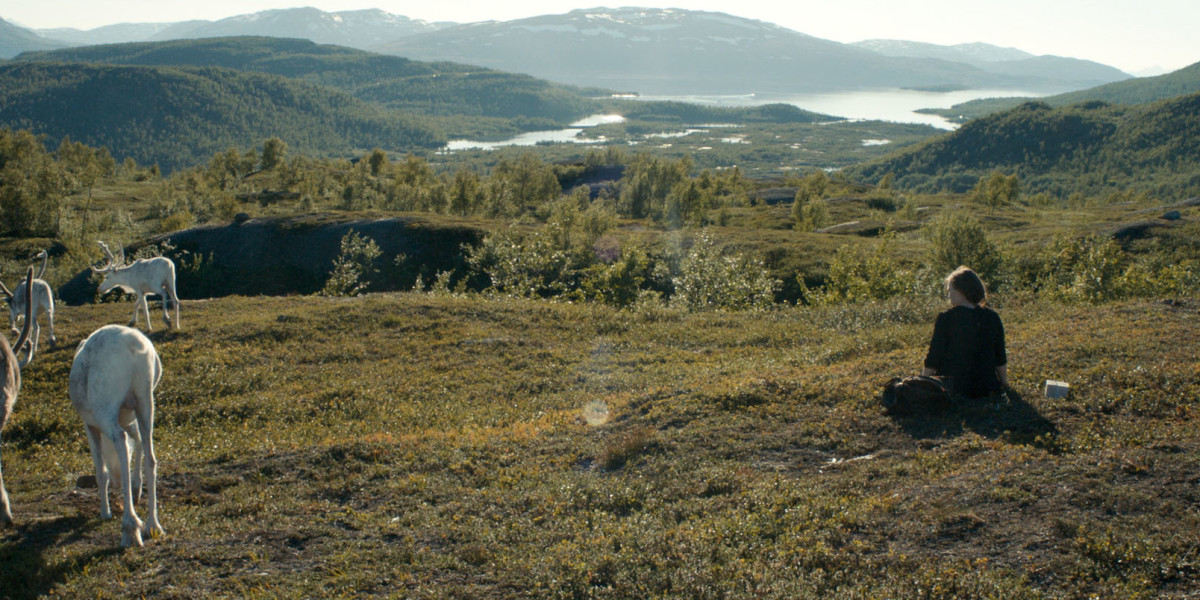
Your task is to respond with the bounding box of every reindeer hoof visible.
[121,529,144,548]
[121,517,145,548]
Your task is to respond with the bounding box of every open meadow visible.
[3,8,1200,599]
[1,285,1197,599]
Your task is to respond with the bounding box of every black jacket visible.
[924,305,1007,398]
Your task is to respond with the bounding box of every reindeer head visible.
[92,241,130,295]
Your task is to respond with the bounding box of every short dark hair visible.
[945,266,987,305]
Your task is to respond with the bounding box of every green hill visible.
[923,61,1200,122]
[15,37,607,132]
[0,60,444,172]
[851,92,1200,198]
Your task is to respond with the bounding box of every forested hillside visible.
[923,61,1200,122]
[852,93,1200,198]
[5,37,856,174]
[16,37,608,132]
[0,60,443,171]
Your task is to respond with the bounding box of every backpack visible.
[880,375,951,415]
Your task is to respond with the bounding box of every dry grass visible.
[0,290,1196,599]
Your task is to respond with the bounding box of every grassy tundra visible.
[0,284,1197,598]
[0,134,1198,597]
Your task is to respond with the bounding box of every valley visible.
[0,5,1198,600]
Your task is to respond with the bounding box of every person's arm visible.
[923,313,948,376]
[994,314,1008,387]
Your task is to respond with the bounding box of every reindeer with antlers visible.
[1,250,58,364]
[93,242,180,331]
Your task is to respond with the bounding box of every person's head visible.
[945,266,987,307]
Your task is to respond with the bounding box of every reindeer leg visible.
[84,425,113,520]
[171,285,180,330]
[26,321,38,365]
[159,285,173,330]
[128,296,141,329]
[111,427,144,548]
[122,415,143,504]
[133,387,162,538]
[46,303,57,347]
[1,432,12,526]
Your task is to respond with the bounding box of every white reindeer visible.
[93,242,180,331]
[0,250,58,364]
[1,268,35,525]
[69,324,164,547]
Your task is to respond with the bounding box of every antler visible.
[34,249,48,279]
[93,241,119,273]
[0,280,10,300]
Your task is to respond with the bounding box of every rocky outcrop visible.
[58,213,483,305]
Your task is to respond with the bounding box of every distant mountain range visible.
[375,8,1129,94]
[2,7,1130,95]
[851,40,1035,65]
[853,39,1130,90]
[0,17,64,56]
[28,8,450,50]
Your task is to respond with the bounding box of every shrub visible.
[802,237,917,305]
[669,233,781,311]
[972,171,1020,213]
[794,198,830,232]
[1012,235,1200,303]
[922,213,1003,285]
[320,230,382,297]
[159,210,195,233]
[577,247,652,308]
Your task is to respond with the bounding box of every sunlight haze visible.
[5,0,1197,75]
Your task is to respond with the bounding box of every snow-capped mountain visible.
[5,6,1131,95]
[26,8,450,52]
[146,8,449,48]
[852,40,1036,66]
[375,7,1100,95]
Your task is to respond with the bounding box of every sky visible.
[5,0,1198,75]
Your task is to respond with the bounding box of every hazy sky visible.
[6,0,1198,74]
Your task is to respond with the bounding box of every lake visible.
[441,88,1044,151]
[636,88,1045,129]
[443,114,625,152]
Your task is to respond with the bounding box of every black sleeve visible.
[924,312,949,371]
[993,313,1007,367]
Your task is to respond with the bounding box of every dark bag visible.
[880,375,951,415]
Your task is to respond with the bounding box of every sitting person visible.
[922,266,1008,400]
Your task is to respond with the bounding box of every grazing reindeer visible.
[0,268,35,525]
[93,242,180,331]
[69,324,164,547]
[1,250,58,364]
